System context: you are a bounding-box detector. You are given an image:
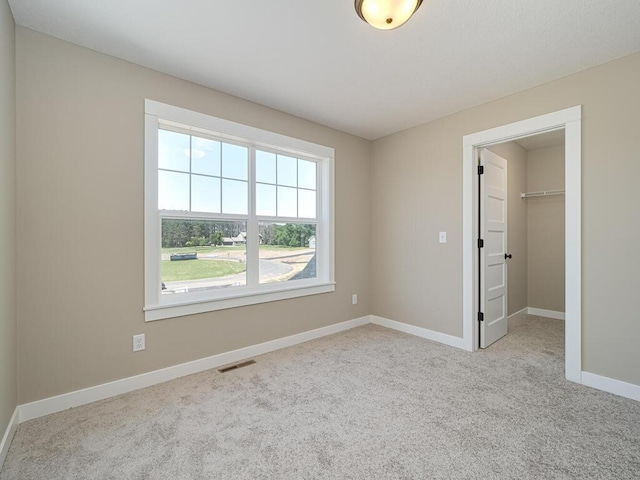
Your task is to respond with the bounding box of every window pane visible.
[158,171,189,211]
[298,160,316,190]
[222,179,248,215]
[191,175,221,213]
[258,223,317,284]
[161,219,247,294]
[222,143,248,180]
[277,155,297,187]
[256,183,276,217]
[256,150,276,184]
[277,186,297,217]
[298,189,316,218]
[191,136,220,176]
[158,129,190,172]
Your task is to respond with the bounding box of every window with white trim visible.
[144,101,335,321]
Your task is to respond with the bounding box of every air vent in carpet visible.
[218,359,256,373]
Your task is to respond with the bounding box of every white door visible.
[480,149,508,348]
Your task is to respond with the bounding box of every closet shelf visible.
[520,189,565,199]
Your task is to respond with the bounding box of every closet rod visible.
[520,189,565,199]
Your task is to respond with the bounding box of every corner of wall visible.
[0,0,18,464]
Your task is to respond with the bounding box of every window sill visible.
[144,282,336,321]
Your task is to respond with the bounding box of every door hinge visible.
[477,165,484,175]
[478,312,484,322]
[477,238,484,248]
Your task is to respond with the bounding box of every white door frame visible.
[462,106,582,383]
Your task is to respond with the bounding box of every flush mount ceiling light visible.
[355,0,423,30]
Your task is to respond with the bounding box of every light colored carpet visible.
[1,314,639,479]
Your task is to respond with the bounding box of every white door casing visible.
[462,105,581,384]
[480,149,508,348]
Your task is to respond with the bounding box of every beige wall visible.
[527,145,565,312]
[0,0,17,439]
[487,143,528,316]
[371,51,640,385]
[15,28,371,404]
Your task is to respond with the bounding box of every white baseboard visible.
[527,307,565,320]
[0,407,19,470]
[371,315,468,351]
[508,307,529,319]
[19,316,370,423]
[581,372,640,402]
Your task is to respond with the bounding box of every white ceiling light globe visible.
[355,0,423,30]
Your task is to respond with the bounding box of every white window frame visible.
[144,100,335,321]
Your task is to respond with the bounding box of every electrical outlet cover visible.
[133,334,145,352]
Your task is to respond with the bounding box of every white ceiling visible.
[8,0,640,140]
[515,129,565,151]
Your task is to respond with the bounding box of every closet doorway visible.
[480,130,565,348]
[462,106,582,383]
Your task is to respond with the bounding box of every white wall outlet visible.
[133,334,146,352]
[439,232,447,244]
[352,294,358,305]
